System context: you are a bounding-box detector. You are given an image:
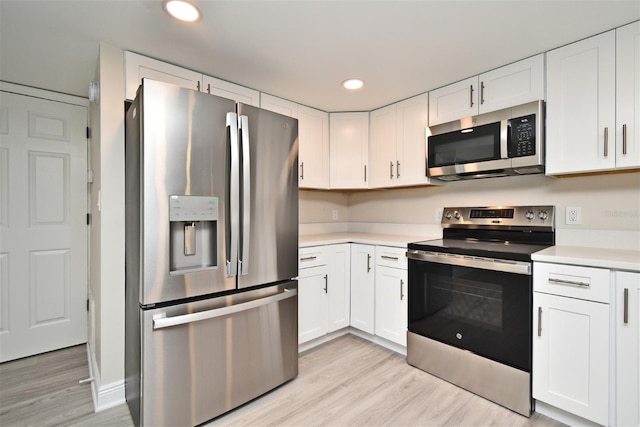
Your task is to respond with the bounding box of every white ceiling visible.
[1,0,638,112]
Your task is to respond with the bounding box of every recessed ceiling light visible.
[342,79,364,90]
[162,0,202,23]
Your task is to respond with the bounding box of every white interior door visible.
[0,89,88,362]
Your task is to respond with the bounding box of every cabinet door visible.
[616,271,640,426]
[124,51,202,100]
[260,93,298,118]
[478,54,544,114]
[298,265,328,344]
[532,292,609,425]
[326,244,351,333]
[396,93,429,187]
[375,266,408,346]
[201,75,260,106]
[428,76,478,126]
[616,21,640,169]
[329,112,369,189]
[369,104,398,188]
[546,31,616,174]
[298,105,330,189]
[350,244,375,334]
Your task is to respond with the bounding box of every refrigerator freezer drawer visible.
[139,282,298,426]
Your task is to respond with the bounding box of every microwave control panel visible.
[508,114,536,158]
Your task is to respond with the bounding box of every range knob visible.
[538,210,549,221]
[444,211,453,220]
[454,211,461,220]
[524,210,535,220]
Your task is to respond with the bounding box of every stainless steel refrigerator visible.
[124,79,299,426]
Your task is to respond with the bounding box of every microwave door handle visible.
[501,119,509,159]
[226,112,239,277]
[239,115,250,276]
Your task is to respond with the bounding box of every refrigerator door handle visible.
[152,288,298,329]
[239,114,251,276]
[227,112,239,277]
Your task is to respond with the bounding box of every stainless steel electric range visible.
[406,205,555,417]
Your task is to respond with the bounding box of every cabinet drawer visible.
[376,246,407,269]
[534,262,610,303]
[298,246,327,269]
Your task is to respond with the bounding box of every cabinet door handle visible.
[323,274,328,294]
[480,81,485,105]
[207,83,211,94]
[364,165,367,182]
[537,307,542,337]
[366,254,371,272]
[300,256,317,261]
[400,279,405,301]
[469,84,474,108]
[396,161,400,178]
[548,277,590,287]
[624,288,629,324]
[390,161,394,179]
[300,161,304,180]
[604,127,609,157]
[623,124,628,156]
[197,81,201,91]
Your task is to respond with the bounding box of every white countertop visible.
[532,246,640,272]
[299,232,435,248]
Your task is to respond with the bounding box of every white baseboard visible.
[298,327,407,357]
[85,344,126,412]
[534,400,603,427]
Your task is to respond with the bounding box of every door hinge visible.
[86,213,90,225]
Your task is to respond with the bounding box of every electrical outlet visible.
[332,209,338,221]
[566,206,582,225]
[435,208,443,221]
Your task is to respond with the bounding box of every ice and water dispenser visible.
[169,195,218,274]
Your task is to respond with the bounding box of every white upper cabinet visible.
[546,30,617,174]
[329,112,369,189]
[202,75,260,106]
[370,94,430,188]
[260,93,298,118]
[369,103,398,188]
[615,21,640,169]
[124,51,202,100]
[428,54,544,126]
[298,105,330,189]
[428,76,477,126]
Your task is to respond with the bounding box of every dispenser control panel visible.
[169,195,218,222]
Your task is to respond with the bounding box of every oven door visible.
[407,250,532,372]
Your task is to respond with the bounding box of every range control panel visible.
[441,205,555,230]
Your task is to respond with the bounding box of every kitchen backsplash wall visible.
[299,172,640,249]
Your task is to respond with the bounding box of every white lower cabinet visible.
[350,244,375,334]
[533,262,611,426]
[616,271,640,426]
[374,246,408,347]
[297,244,350,345]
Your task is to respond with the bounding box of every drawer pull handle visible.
[624,288,629,324]
[300,256,317,261]
[381,255,399,261]
[548,277,590,288]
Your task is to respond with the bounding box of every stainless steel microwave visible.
[427,100,545,181]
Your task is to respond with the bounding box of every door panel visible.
[0,90,87,362]
[236,104,298,289]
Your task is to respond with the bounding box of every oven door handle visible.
[406,250,531,275]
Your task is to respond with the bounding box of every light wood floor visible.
[0,335,565,426]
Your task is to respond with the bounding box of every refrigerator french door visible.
[125,79,299,426]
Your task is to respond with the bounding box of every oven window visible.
[408,259,532,372]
